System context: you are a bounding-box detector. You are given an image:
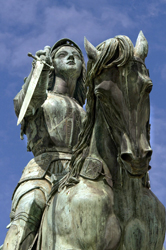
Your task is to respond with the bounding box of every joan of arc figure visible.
[3,39,86,250]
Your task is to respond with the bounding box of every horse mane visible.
[59,35,134,190]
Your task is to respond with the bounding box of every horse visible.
[36,31,166,250]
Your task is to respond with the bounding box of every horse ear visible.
[84,37,99,61]
[134,31,148,62]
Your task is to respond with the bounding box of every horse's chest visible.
[44,178,121,250]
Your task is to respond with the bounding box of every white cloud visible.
[0,0,40,26]
[100,7,135,29]
[0,2,136,76]
[146,1,166,17]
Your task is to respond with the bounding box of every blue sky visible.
[0,0,166,247]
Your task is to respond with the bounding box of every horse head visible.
[84,31,152,177]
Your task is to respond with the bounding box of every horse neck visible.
[87,99,143,190]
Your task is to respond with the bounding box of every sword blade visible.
[17,60,44,125]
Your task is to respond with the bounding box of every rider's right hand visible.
[33,46,52,71]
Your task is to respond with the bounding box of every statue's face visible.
[53,46,82,80]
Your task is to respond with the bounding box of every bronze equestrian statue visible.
[2,32,166,250]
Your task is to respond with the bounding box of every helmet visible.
[51,38,83,58]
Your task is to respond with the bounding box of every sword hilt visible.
[28,52,38,60]
[28,52,54,70]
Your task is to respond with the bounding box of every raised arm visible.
[14,46,52,118]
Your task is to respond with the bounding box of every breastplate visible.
[25,93,85,156]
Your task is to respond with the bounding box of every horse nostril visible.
[121,153,133,162]
[145,150,152,159]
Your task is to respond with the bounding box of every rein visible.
[99,99,119,151]
[99,98,124,186]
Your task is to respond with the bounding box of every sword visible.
[17,52,54,126]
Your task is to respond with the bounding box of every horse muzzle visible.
[120,152,152,177]
[120,133,152,177]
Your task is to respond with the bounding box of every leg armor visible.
[3,179,51,250]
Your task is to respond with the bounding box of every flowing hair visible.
[59,35,134,190]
